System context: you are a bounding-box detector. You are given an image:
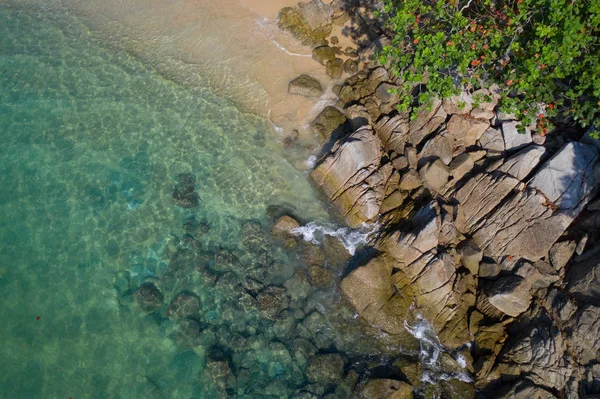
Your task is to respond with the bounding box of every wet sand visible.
[4,0,343,153]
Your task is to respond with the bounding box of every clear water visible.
[0,5,424,399]
[0,7,327,398]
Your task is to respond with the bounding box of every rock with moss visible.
[278,0,333,47]
[289,75,324,98]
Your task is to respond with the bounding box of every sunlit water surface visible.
[0,7,340,398]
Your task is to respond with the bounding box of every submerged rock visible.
[172,173,200,208]
[355,379,413,399]
[133,283,163,311]
[306,353,345,385]
[166,293,200,319]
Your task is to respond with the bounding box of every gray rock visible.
[326,58,344,79]
[487,276,532,317]
[453,172,520,233]
[492,379,557,398]
[375,82,400,104]
[311,126,390,226]
[311,106,347,140]
[568,257,600,304]
[569,304,600,364]
[312,46,336,65]
[289,75,324,97]
[479,260,502,279]
[472,186,575,260]
[419,158,450,193]
[449,152,475,181]
[502,121,532,151]
[542,288,577,322]
[499,317,572,390]
[528,142,599,211]
[419,134,454,165]
[408,99,447,145]
[495,145,546,180]
[446,114,490,147]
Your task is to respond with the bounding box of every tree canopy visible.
[377,0,600,136]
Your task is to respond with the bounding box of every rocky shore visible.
[277,0,600,397]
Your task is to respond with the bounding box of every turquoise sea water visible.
[0,7,339,398]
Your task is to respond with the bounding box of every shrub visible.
[377,0,600,136]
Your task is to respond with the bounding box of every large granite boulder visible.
[495,315,573,391]
[486,276,532,317]
[408,98,447,145]
[473,142,598,260]
[502,121,532,151]
[311,126,392,226]
[278,0,333,47]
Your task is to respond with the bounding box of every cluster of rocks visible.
[125,185,450,398]
[281,0,600,397]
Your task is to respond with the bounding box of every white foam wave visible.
[290,221,379,256]
[404,315,473,385]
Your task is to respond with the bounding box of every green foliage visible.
[378,0,600,134]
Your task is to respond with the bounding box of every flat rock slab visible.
[495,145,546,180]
[502,121,532,151]
[311,126,389,226]
[453,172,520,233]
[528,142,599,210]
[473,187,576,260]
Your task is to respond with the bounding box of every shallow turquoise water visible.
[0,7,341,398]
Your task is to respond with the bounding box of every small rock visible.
[398,169,422,191]
[166,293,200,319]
[311,106,348,141]
[446,114,490,147]
[405,147,418,169]
[297,240,326,266]
[272,215,301,242]
[502,121,532,151]
[343,59,358,74]
[344,46,358,58]
[419,158,450,193]
[449,153,475,181]
[306,354,345,385]
[312,46,336,65]
[326,58,344,79]
[330,36,339,45]
[479,260,502,279]
[479,127,505,152]
[355,379,413,399]
[257,286,289,320]
[442,92,473,115]
[548,241,577,272]
[133,283,163,311]
[308,265,334,288]
[289,75,324,98]
[458,239,483,275]
[487,276,532,317]
[392,156,408,171]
